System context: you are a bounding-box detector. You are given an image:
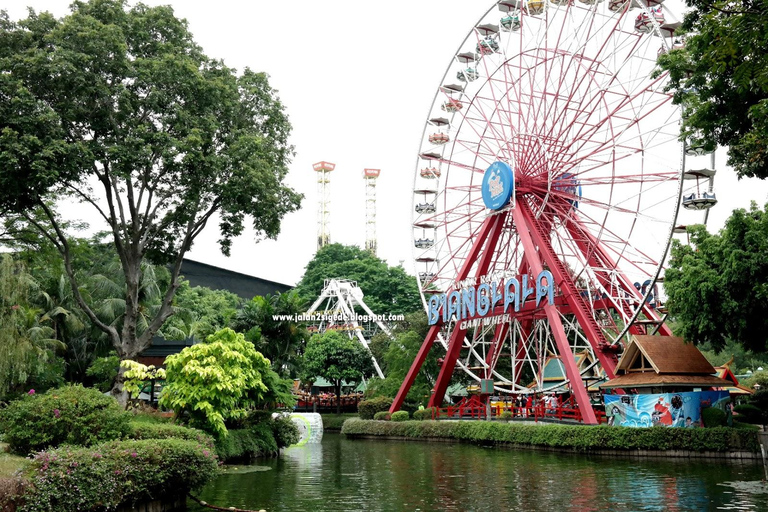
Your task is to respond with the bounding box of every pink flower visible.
[53,409,60,418]
[28,389,35,395]
[11,305,19,310]
[130,452,137,458]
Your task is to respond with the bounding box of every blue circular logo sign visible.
[481,161,514,210]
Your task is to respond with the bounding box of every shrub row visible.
[17,438,218,512]
[341,419,761,453]
[357,396,392,420]
[128,421,215,450]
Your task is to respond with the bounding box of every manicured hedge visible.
[390,411,409,422]
[214,415,300,462]
[18,438,218,512]
[341,419,761,453]
[373,411,390,421]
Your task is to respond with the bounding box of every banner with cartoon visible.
[603,391,729,428]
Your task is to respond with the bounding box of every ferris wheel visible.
[397,0,695,423]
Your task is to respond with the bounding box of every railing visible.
[430,402,608,424]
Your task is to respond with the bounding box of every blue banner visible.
[604,391,729,428]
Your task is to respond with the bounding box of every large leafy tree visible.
[302,330,374,414]
[230,291,308,377]
[657,0,768,178]
[295,244,422,316]
[162,281,242,342]
[0,0,301,402]
[664,203,768,353]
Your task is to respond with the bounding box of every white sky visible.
[4,0,768,287]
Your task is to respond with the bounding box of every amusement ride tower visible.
[313,161,335,250]
[363,168,380,255]
[392,0,703,423]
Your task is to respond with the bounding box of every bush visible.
[214,415,299,462]
[358,396,392,420]
[129,422,215,450]
[701,407,727,428]
[321,413,357,430]
[19,438,218,512]
[85,355,120,393]
[373,411,391,421]
[340,419,761,453]
[499,411,513,422]
[390,411,409,422]
[733,404,764,424]
[412,408,436,421]
[0,385,131,455]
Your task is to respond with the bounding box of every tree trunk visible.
[336,380,342,415]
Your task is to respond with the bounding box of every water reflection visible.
[188,433,767,512]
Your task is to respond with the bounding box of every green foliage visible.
[390,411,409,422]
[701,407,728,428]
[295,244,422,316]
[230,291,308,376]
[747,389,768,416]
[743,370,768,391]
[0,0,301,398]
[499,411,513,422]
[733,404,764,425]
[302,330,374,414]
[163,281,242,342]
[19,438,218,512]
[365,317,443,405]
[213,416,299,462]
[412,408,436,421]
[357,396,393,420]
[159,328,272,437]
[128,422,215,450]
[664,206,768,353]
[341,419,761,453]
[0,254,63,398]
[85,355,120,392]
[656,0,768,178]
[373,411,391,421]
[119,360,166,401]
[0,385,131,455]
[321,413,358,430]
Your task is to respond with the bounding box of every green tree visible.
[160,328,286,437]
[0,0,301,404]
[230,291,308,376]
[365,312,444,406]
[302,330,375,414]
[162,281,242,342]
[656,0,768,178]
[295,244,421,316]
[664,203,768,353]
[0,254,64,397]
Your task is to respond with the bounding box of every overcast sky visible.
[4,0,768,287]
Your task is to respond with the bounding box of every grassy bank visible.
[0,443,26,479]
[341,419,761,455]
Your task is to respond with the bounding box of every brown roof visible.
[617,335,715,375]
[600,373,732,389]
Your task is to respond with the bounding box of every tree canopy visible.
[295,244,422,316]
[302,330,374,413]
[664,203,768,353]
[657,0,768,178]
[0,0,301,401]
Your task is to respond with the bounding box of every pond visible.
[188,432,768,512]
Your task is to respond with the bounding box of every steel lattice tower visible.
[313,161,335,250]
[363,168,380,255]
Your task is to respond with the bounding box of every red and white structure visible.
[363,168,381,256]
[313,161,335,250]
[394,0,705,423]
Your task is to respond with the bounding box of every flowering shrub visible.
[19,438,218,512]
[0,385,131,455]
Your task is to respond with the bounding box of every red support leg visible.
[513,202,599,424]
